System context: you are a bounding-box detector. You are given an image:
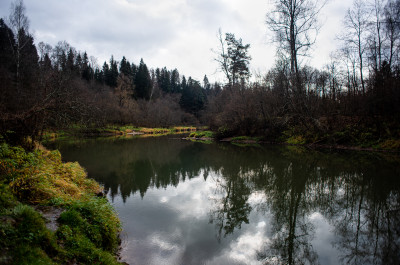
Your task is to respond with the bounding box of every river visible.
[46,135,400,265]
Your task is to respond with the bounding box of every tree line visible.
[1,0,400,148]
[208,0,400,143]
[0,0,216,148]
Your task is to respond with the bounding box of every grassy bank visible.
[209,116,400,151]
[42,125,198,141]
[0,143,122,264]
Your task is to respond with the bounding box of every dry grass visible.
[4,145,102,205]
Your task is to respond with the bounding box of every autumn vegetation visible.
[0,0,399,263]
[0,143,122,264]
[1,0,400,151]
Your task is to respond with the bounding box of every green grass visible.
[189,130,214,139]
[286,135,307,145]
[230,136,261,142]
[0,143,122,264]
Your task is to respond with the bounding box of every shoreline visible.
[42,126,400,153]
[0,143,123,264]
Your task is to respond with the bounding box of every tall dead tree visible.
[340,0,370,95]
[266,0,327,94]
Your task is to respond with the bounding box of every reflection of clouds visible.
[168,170,217,219]
[119,170,271,265]
[207,228,267,265]
[228,230,266,264]
[248,191,267,205]
[160,196,168,203]
[309,212,340,265]
[148,229,184,265]
[53,136,400,264]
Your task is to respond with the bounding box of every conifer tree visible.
[134,58,152,100]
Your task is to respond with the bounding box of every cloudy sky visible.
[0,0,352,83]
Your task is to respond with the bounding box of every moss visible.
[0,203,61,264]
[60,198,121,252]
[56,199,121,264]
[189,130,214,139]
[2,146,102,205]
[286,135,307,145]
[0,143,122,264]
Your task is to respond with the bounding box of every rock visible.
[34,206,64,232]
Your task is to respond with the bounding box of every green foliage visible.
[225,32,251,86]
[378,139,400,150]
[179,78,207,115]
[215,126,235,140]
[230,136,260,142]
[0,204,60,265]
[189,130,214,139]
[55,199,121,264]
[0,143,102,204]
[0,182,18,210]
[59,198,121,252]
[286,135,307,145]
[0,143,122,264]
[135,58,152,100]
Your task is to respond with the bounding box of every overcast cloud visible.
[0,0,352,82]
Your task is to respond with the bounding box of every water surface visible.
[47,136,400,265]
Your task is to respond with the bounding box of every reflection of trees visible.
[327,165,400,265]
[257,150,400,265]
[207,145,274,239]
[53,138,400,264]
[258,150,320,265]
[209,172,252,239]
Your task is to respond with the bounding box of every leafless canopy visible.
[266,0,327,77]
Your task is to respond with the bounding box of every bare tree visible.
[214,29,231,85]
[266,0,327,94]
[340,0,370,94]
[383,0,400,68]
[369,0,386,71]
[8,0,30,91]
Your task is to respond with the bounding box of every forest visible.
[1,0,400,150]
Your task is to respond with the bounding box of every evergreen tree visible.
[203,75,211,90]
[159,67,171,93]
[66,48,75,74]
[181,75,187,91]
[101,61,109,85]
[0,19,15,74]
[171,69,181,93]
[225,33,251,86]
[134,58,152,100]
[16,28,39,93]
[94,68,102,83]
[0,18,16,109]
[81,52,92,81]
[108,56,119,87]
[179,77,206,115]
[131,62,137,82]
[119,56,132,77]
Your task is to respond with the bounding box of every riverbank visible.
[214,116,400,152]
[186,128,400,152]
[0,143,123,264]
[42,122,400,152]
[42,126,198,141]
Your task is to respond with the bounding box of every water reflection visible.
[48,137,400,265]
